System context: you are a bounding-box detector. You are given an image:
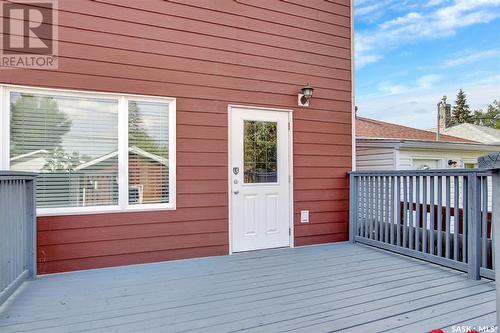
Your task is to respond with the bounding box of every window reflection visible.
[244,121,277,183]
[128,101,169,204]
[9,92,119,208]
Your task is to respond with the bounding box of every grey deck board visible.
[442,311,497,332]
[0,243,496,333]
[385,299,497,333]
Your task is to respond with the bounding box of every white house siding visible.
[356,147,396,170]
[397,148,486,170]
[357,146,493,234]
[400,149,493,236]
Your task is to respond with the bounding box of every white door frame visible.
[227,104,294,254]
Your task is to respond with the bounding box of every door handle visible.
[232,179,239,194]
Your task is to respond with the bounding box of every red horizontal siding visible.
[38,245,229,274]
[1,0,352,273]
[294,222,349,237]
[37,207,228,230]
[38,220,228,246]
[294,233,349,247]
[39,232,229,262]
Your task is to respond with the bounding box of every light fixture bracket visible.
[298,83,314,107]
[298,93,310,107]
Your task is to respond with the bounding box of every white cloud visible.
[354,0,409,23]
[355,54,381,69]
[426,0,449,7]
[379,12,423,29]
[375,74,442,96]
[357,75,500,128]
[356,3,382,16]
[356,0,500,68]
[378,82,408,94]
[417,74,442,89]
[355,0,391,16]
[443,49,500,68]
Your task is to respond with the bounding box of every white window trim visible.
[0,84,176,216]
[410,157,443,170]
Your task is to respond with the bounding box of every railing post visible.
[26,178,37,279]
[349,173,358,243]
[467,172,481,280]
[492,169,500,328]
[477,153,500,324]
[0,172,37,306]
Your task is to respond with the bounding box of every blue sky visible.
[355,0,500,129]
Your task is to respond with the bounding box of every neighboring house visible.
[0,1,353,274]
[428,96,500,144]
[10,147,168,209]
[433,123,500,145]
[9,150,50,172]
[356,117,500,170]
[75,146,169,207]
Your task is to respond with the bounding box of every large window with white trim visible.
[0,86,176,215]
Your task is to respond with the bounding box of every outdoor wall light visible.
[298,83,314,107]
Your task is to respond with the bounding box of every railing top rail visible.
[350,168,497,177]
[0,171,37,180]
[477,170,495,177]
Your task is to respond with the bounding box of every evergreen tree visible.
[128,101,168,158]
[10,93,71,157]
[452,89,472,124]
[473,100,500,129]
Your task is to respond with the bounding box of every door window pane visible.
[244,120,277,183]
[128,101,169,204]
[10,92,119,208]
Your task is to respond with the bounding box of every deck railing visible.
[0,171,37,305]
[349,168,498,280]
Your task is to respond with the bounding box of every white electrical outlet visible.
[300,210,309,223]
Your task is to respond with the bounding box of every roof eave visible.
[356,137,500,151]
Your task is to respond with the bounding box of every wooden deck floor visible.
[0,243,496,333]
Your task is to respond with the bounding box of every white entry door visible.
[230,106,291,252]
